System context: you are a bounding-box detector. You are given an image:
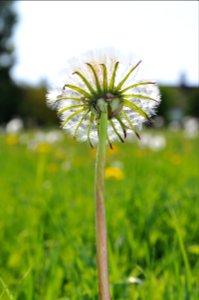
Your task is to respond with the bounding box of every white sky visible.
[11,1,199,86]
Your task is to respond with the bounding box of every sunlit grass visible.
[0,129,198,299]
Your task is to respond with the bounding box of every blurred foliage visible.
[0,0,16,70]
[0,0,20,123]
[158,85,199,122]
[185,87,199,117]
[18,85,58,126]
[0,0,57,126]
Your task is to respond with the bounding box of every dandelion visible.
[46,49,161,300]
[47,49,160,147]
[105,166,125,180]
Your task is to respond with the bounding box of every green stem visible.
[95,106,111,300]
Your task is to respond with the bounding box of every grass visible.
[0,129,198,299]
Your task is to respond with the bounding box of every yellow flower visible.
[47,163,58,173]
[5,134,18,145]
[35,143,52,154]
[105,167,124,180]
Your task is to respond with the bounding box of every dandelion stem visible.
[95,103,111,300]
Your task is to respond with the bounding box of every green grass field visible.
[0,129,198,300]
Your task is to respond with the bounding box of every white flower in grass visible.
[139,133,166,151]
[183,116,199,139]
[47,49,161,147]
[6,118,23,134]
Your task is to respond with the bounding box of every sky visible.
[11,1,199,87]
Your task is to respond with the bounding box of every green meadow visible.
[0,129,198,300]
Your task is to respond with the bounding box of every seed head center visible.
[89,93,123,119]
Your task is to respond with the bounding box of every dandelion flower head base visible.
[47,49,161,146]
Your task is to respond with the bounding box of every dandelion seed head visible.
[46,48,161,146]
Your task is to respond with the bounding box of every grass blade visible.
[170,209,192,291]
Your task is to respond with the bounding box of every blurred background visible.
[0,0,198,130]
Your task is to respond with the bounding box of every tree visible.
[0,0,21,124]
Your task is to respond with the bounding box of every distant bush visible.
[159,85,199,123]
[18,84,58,127]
